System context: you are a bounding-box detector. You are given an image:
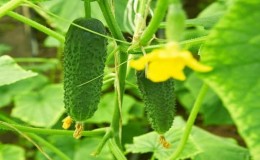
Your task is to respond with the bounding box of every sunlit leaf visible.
[11,84,64,127]
[126,117,249,160]
[198,0,260,159]
[191,124,250,160]
[0,75,49,108]
[0,55,37,87]
[0,144,25,160]
[177,73,233,125]
[125,117,201,160]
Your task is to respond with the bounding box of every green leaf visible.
[198,0,260,159]
[87,93,136,125]
[0,144,25,160]
[191,125,250,160]
[126,117,249,160]
[39,0,105,33]
[39,0,84,33]
[125,117,201,160]
[0,75,49,108]
[114,0,133,33]
[0,55,37,87]
[11,84,64,127]
[177,73,233,125]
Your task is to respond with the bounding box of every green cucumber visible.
[137,71,175,134]
[64,18,107,122]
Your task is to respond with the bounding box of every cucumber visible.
[136,71,175,134]
[64,18,107,122]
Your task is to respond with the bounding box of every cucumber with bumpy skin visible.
[64,18,107,122]
[137,71,175,134]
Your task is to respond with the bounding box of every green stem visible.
[159,13,223,29]
[97,0,125,43]
[0,0,23,18]
[84,0,91,18]
[0,121,107,137]
[98,0,128,148]
[168,84,209,160]
[129,36,208,54]
[92,129,112,156]
[103,78,114,85]
[14,57,58,63]
[7,11,65,43]
[139,0,168,46]
[108,138,127,160]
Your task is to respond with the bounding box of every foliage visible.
[0,0,259,159]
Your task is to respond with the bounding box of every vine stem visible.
[108,138,127,160]
[0,121,107,137]
[138,0,168,46]
[84,0,91,18]
[7,11,65,43]
[168,84,209,160]
[143,36,208,51]
[0,0,23,18]
[98,0,128,148]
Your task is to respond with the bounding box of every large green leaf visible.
[177,73,232,125]
[11,84,64,127]
[125,117,201,160]
[0,144,25,160]
[0,55,36,87]
[39,0,85,33]
[191,125,250,160]
[198,0,260,159]
[126,117,249,160]
[0,75,48,108]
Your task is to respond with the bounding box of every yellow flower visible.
[62,116,73,129]
[130,43,212,82]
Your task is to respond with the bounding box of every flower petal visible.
[147,61,172,82]
[130,58,147,70]
[185,57,213,72]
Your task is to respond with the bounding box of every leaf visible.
[114,0,134,33]
[39,0,107,33]
[191,125,250,160]
[11,84,64,127]
[126,117,250,160]
[0,144,25,160]
[0,75,49,108]
[0,55,37,87]
[39,0,85,33]
[87,93,136,125]
[198,0,260,159]
[125,117,201,160]
[177,73,233,125]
